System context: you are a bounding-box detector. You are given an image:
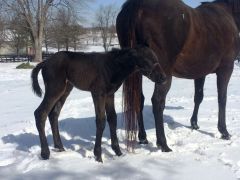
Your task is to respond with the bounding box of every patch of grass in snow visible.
[16,62,35,69]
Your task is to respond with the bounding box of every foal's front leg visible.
[106,95,122,156]
[152,77,172,152]
[138,92,149,144]
[92,94,106,162]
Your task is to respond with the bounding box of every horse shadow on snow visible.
[1,105,213,158]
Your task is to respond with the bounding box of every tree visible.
[1,0,88,61]
[95,4,118,52]
[0,15,6,49]
[8,14,30,55]
[49,7,86,51]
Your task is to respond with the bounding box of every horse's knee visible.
[140,93,145,110]
[107,112,117,123]
[218,95,227,106]
[194,90,204,104]
[34,108,47,130]
[151,96,165,110]
[49,102,62,118]
[96,116,106,132]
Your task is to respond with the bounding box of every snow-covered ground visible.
[0,60,239,179]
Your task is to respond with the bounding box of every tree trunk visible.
[34,38,42,62]
[65,39,69,51]
[45,39,48,54]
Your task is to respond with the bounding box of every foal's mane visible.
[109,47,133,59]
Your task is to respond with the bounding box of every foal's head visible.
[132,46,166,84]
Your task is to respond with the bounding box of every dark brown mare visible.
[31,46,166,162]
[116,0,240,151]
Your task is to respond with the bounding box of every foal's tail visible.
[31,61,45,97]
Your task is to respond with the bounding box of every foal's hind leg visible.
[106,95,122,156]
[48,83,73,151]
[190,77,206,130]
[216,65,233,140]
[35,82,66,159]
[92,94,106,162]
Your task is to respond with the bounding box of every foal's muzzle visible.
[149,63,167,84]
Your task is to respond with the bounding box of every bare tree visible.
[49,7,86,51]
[8,14,30,55]
[1,0,88,61]
[0,15,6,49]
[95,4,118,52]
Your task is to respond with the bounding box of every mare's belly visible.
[172,55,219,79]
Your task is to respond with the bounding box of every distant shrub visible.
[16,62,35,69]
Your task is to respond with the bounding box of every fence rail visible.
[0,54,53,63]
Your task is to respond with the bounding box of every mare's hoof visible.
[139,139,149,145]
[41,149,50,160]
[191,122,200,130]
[219,128,231,140]
[95,156,103,163]
[221,133,231,140]
[157,144,172,152]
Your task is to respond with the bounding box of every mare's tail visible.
[31,61,45,97]
[116,0,143,150]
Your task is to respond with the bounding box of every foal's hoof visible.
[191,122,200,130]
[112,146,122,156]
[41,149,50,160]
[221,133,231,140]
[54,145,65,152]
[115,149,123,156]
[58,148,65,152]
[139,139,149,145]
[53,147,65,152]
[157,144,172,152]
[95,156,103,163]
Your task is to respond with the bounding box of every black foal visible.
[31,46,166,162]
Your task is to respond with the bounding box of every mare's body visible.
[116,0,240,151]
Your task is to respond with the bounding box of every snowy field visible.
[0,60,240,180]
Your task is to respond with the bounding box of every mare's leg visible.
[92,94,106,162]
[106,95,122,156]
[190,77,206,130]
[151,76,172,152]
[34,82,66,159]
[48,82,73,151]
[216,64,233,140]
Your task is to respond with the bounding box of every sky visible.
[85,0,213,27]
[92,0,210,9]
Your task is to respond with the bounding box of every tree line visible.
[0,1,118,62]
